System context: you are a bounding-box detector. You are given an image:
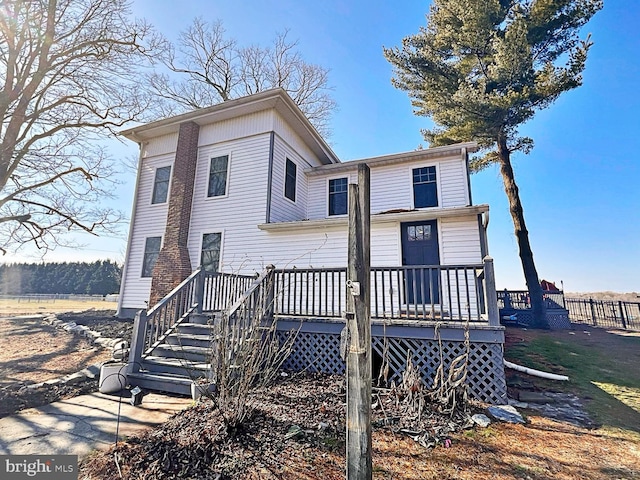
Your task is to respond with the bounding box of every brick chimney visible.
[149,121,200,305]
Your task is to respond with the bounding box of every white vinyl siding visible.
[269,135,311,222]
[187,134,271,273]
[439,216,483,318]
[438,158,468,207]
[119,153,173,310]
[142,133,178,158]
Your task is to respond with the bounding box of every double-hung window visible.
[151,166,171,204]
[201,233,222,273]
[208,155,229,197]
[328,177,348,216]
[412,166,438,208]
[284,159,297,202]
[141,237,161,277]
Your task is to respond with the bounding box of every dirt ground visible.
[0,310,127,417]
[1,313,639,479]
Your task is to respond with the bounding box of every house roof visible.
[120,88,340,165]
[306,142,478,176]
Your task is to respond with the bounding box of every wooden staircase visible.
[127,312,216,395]
[127,267,273,397]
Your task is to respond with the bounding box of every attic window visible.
[284,159,297,202]
[413,166,438,208]
[208,155,229,197]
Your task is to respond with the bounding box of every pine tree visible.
[384,0,602,328]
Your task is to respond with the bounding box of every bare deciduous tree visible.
[148,18,336,135]
[0,0,161,255]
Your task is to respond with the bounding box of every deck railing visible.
[565,297,640,331]
[273,258,498,324]
[128,268,255,372]
[497,290,566,310]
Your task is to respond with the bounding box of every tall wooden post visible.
[346,164,372,479]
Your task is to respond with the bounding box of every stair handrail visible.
[224,265,276,320]
[129,268,205,373]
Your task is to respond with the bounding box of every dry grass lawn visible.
[0,298,114,316]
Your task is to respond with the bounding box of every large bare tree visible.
[0,0,161,255]
[148,18,336,135]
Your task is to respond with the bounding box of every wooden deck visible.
[127,260,507,403]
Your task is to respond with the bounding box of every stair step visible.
[142,356,211,377]
[127,372,193,396]
[166,332,211,348]
[151,344,211,362]
[189,313,215,325]
[176,323,216,337]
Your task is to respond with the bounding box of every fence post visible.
[195,267,205,314]
[128,310,148,374]
[346,163,372,480]
[483,256,499,327]
[589,298,597,326]
[618,301,628,330]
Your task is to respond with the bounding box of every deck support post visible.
[483,256,499,327]
[346,164,372,480]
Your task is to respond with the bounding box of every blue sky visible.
[8,1,640,293]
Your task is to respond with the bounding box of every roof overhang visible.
[258,204,489,232]
[305,142,478,175]
[120,88,340,165]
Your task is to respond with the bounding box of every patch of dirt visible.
[0,311,129,417]
[79,373,640,480]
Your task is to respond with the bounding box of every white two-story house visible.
[117,88,505,403]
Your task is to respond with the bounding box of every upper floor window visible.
[413,166,438,208]
[142,236,161,277]
[328,177,348,216]
[284,159,296,202]
[208,155,229,197]
[151,166,171,204]
[201,233,222,273]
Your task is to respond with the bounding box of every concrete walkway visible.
[0,391,192,459]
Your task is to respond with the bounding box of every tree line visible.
[0,260,121,296]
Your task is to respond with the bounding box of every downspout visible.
[463,147,473,206]
[265,131,275,224]
[116,141,146,318]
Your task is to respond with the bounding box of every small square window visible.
[285,159,297,202]
[208,155,229,197]
[142,236,161,277]
[413,166,438,208]
[328,178,348,216]
[151,166,171,204]
[201,233,222,273]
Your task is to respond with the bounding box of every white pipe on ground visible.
[504,360,569,381]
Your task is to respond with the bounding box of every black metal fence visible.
[497,290,566,310]
[565,298,640,331]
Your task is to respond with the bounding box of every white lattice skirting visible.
[277,327,507,405]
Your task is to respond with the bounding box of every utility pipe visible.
[504,360,569,381]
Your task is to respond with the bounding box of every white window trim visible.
[149,164,173,206]
[205,152,232,200]
[283,157,298,205]
[326,175,349,218]
[198,230,225,272]
[410,163,441,210]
